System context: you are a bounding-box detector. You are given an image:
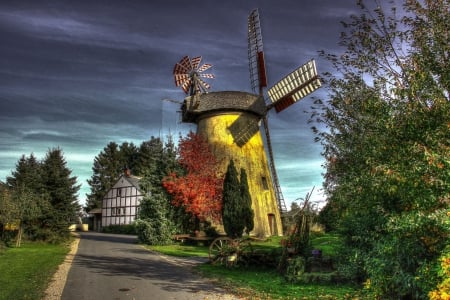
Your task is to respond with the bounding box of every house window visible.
[261,177,269,190]
[117,188,122,197]
[111,207,126,216]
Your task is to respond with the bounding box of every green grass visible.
[0,241,70,300]
[196,264,360,299]
[311,233,343,257]
[147,243,210,257]
[148,233,361,299]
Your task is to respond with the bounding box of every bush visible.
[428,245,450,300]
[101,224,136,235]
[135,219,173,245]
[284,257,306,283]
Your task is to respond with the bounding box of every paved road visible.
[62,232,238,300]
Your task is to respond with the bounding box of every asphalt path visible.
[61,232,238,300]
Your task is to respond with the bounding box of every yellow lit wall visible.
[197,112,283,237]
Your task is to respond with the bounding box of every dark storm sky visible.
[0,0,359,207]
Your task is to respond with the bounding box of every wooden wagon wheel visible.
[209,237,233,265]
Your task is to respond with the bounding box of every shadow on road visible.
[74,232,226,295]
[78,232,138,244]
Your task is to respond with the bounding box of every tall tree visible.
[134,136,178,244]
[7,186,51,247]
[162,132,223,222]
[222,160,242,238]
[314,0,449,298]
[41,148,81,235]
[6,154,42,193]
[4,154,52,243]
[240,168,254,235]
[135,137,164,190]
[119,142,139,173]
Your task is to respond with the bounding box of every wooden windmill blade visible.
[173,55,214,96]
[248,9,268,96]
[267,59,321,113]
[246,9,287,213]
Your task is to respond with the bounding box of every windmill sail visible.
[248,9,267,95]
[268,59,321,113]
[173,56,215,95]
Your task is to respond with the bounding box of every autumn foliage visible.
[162,132,223,221]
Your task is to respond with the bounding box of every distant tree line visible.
[0,148,80,246]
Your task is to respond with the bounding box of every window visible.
[111,207,126,216]
[117,188,122,197]
[261,177,269,190]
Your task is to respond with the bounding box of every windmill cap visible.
[181,91,266,123]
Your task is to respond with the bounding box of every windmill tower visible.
[172,9,321,237]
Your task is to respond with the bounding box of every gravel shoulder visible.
[43,233,80,300]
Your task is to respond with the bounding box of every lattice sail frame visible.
[267,59,321,113]
[248,9,267,95]
[173,56,214,95]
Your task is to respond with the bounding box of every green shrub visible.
[135,219,173,245]
[284,257,306,283]
[101,224,136,235]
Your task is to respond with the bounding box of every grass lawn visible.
[0,241,70,300]
[197,264,359,299]
[148,243,210,257]
[148,233,361,299]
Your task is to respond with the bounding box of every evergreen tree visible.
[86,142,125,210]
[119,142,139,173]
[135,137,164,191]
[41,148,80,237]
[5,154,52,243]
[240,168,254,235]
[160,135,192,233]
[222,160,245,238]
[6,154,42,193]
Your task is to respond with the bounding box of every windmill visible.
[171,9,321,237]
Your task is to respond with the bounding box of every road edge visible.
[43,233,81,300]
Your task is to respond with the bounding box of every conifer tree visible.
[41,148,80,237]
[240,168,254,235]
[6,154,42,193]
[86,141,138,210]
[222,160,244,238]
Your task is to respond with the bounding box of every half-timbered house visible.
[101,169,144,228]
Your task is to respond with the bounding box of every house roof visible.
[122,174,142,191]
[117,174,141,191]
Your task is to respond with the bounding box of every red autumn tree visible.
[162,131,223,222]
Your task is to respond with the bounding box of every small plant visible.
[284,257,306,282]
